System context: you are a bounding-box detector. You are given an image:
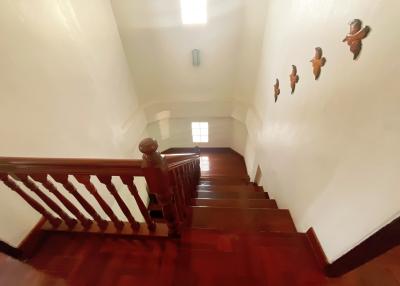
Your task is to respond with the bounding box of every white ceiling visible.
[111,0,267,108]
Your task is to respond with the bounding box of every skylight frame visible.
[180,0,208,25]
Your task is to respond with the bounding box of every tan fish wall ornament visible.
[310,47,326,80]
[290,65,299,94]
[274,79,280,102]
[343,19,370,60]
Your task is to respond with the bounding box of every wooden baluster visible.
[193,160,199,185]
[194,159,200,190]
[176,167,187,202]
[31,174,85,229]
[75,175,123,230]
[188,163,195,190]
[14,174,76,229]
[0,174,61,228]
[172,168,188,206]
[120,176,156,231]
[192,161,197,186]
[51,174,105,229]
[183,166,191,204]
[186,163,192,186]
[97,175,140,230]
[194,146,201,182]
[167,171,183,222]
[180,165,192,199]
[184,164,191,191]
[169,170,186,220]
[140,138,180,237]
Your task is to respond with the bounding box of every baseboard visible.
[0,240,24,259]
[0,217,46,260]
[18,217,47,259]
[306,217,400,277]
[306,228,329,271]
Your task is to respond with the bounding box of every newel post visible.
[139,138,180,237]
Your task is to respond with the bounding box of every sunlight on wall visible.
[158,119,171,140]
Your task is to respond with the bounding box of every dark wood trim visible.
[0,157,144,176]
[41,221,169,240]
[18,217,47,258]
[306,228,329,271]
[162,147,242,156]
[306,216,400,277]
[0,240,23,259]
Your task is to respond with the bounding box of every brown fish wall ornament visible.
[343,19,370,60]
[274,79,280,102]
[289,65,299,94]
[310,47,326,80]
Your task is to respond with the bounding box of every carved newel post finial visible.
[139,138,162,166]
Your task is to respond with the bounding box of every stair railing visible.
[0,138,200,237]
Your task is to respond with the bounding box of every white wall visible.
[0,0,146,247]
[146,117,247,154]
[244,0,400,262]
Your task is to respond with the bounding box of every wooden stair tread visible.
[200,177,249,184]
[188,206,297,233]
[197,185,257,192]
[196,190,267,199]
[192,198,277,209]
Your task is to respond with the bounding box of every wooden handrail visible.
[0,138,200,238]
[0,157,143,176]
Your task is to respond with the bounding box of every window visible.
[192,122,208,143]
[180,0,207,25]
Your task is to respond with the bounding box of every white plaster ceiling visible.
[111,0,267,111]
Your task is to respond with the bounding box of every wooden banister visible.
[139,138,181,237]
[0,138,200,238]
[0,157,143,176]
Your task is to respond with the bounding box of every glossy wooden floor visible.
[0,253,66,286]
[9,150,399,285]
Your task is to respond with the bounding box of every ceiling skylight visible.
[180,0,207,25]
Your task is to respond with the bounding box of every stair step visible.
[200,177,249,185]
[199,181,247,186]
[188,206,296,232]
[196,190,267,199]
[192,198,277,208]
[197,185,256,192]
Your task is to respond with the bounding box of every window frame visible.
[191,122,209,143]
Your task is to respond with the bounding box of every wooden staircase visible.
[144,157,298,236]
[148,148,297,235]
[191,177,296,233]
[0,144,332,285]
[23,149,328,286]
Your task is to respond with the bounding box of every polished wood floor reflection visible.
[20,150,400,285]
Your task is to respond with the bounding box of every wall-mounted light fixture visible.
[192,49,200,66]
